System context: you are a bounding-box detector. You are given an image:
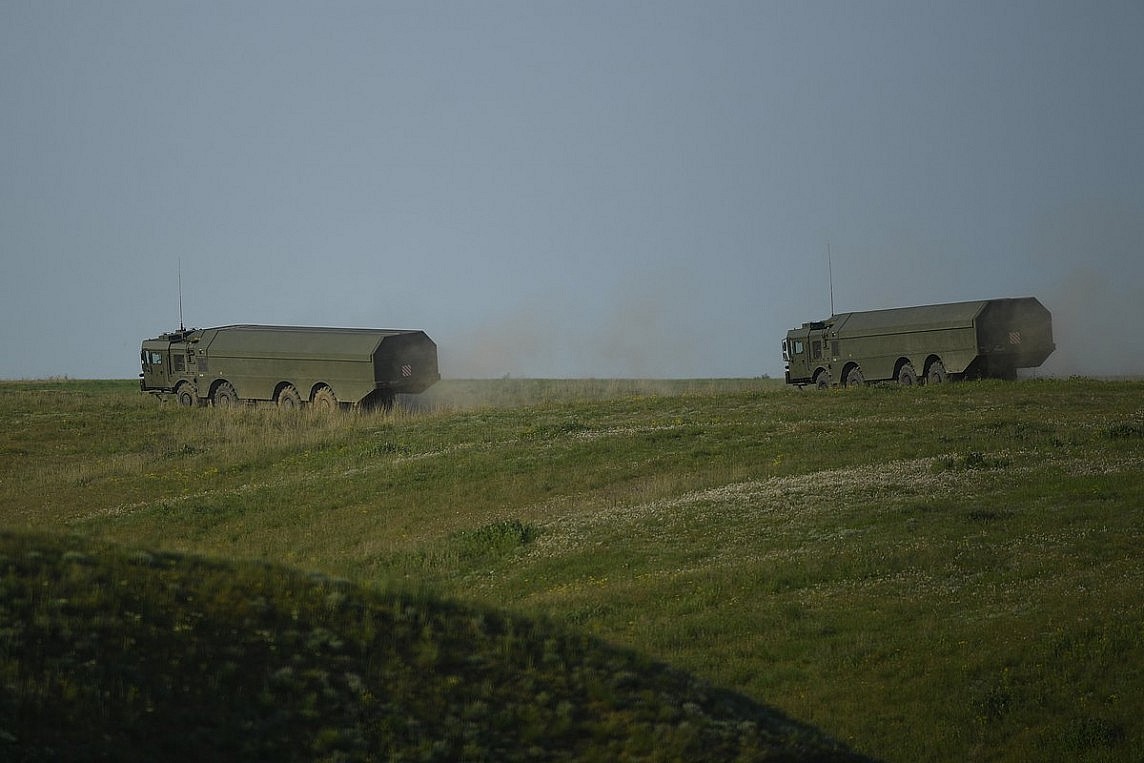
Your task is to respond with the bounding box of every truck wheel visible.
[815,371,831,389]
[897,363,918,386]
[845,366,865,387]
[927,361,947,385]
[312,386,339,411]
[213,381,239,408]
[277,384,302,410]
[176,383,197,407]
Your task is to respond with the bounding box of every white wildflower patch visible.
[569,424,692,442]
[1061,454,1144,476]
[524,449,1144,563]
[392,441,480,464]
[70,482,264,521]
[529,457,966,557]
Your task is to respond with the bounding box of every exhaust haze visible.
[1026,200,1144,378]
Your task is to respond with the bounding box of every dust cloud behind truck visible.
[782,298,1054,388]
[140,325,440,409]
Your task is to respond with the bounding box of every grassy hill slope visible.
[0,530,863,762]
[2,377,1142,760]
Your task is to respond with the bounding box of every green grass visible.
[0,530,858,762]
[2,377,1143,761]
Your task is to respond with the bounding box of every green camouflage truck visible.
[782,297,1054,388]
[140,325,439,409]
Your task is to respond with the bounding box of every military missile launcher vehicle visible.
[782,297,1054,388]
[140,325,439,409]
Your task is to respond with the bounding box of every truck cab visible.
[783,321,833,387]
[140,342,171,391]
[139,330,199,400]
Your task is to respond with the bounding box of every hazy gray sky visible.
[3,1,1142,379]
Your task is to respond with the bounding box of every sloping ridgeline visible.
[0,531,870,762]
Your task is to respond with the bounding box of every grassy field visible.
[1,377,1142,760]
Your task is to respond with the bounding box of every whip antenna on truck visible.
[178,259,185,332]
[827,242,835,316]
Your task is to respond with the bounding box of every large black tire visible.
[311,386,339,412]
[815,371,832,390]
[897,363,918,386]
[212,381,239,408]
[176,383,198,407]
[277,384,302,410]
[845,366,865,388]
[927,360,948,385]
